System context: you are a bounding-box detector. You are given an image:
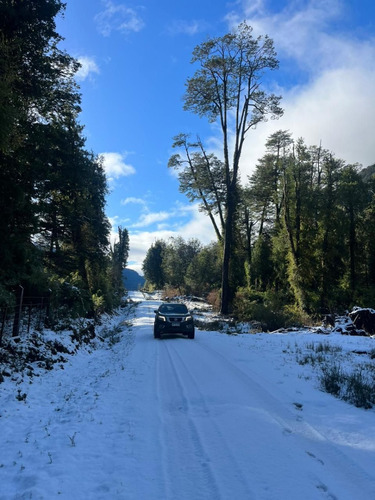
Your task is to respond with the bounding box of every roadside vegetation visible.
[0,1,129,326]
[295,341,375,409]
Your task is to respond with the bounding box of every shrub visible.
[49,273,92,320]
[233,288,309,331]
[319,364,375,409]
[101,324,123,346]
[92,293,106,317]
[297,352,326,366]
[344,370,374,409]
[282,304,313,328]
[206,289,221,311]
[306,342,342,355]
[162,286,181,300]
[319,364,344,397]
[299,341,374,409]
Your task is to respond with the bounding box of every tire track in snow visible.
[155,337,170,500]
[157,340,223,500]
[167,341,257,499]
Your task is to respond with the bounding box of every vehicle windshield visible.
[159,304,188,314]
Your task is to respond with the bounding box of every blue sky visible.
[56,0,375,274]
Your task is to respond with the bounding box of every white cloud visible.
[132,211,171,228]
[100,152,136,180]
[76,56,100,81]
[237,63,375,179]
[177,204,218,245]
[125,204,217,275]
[95,1,145,37]
[235,0,366,74]
[121,197,147,206]
[167,19,208,36]
[128,201,200,230]
[226,0,266,21]
[220,0,375,175]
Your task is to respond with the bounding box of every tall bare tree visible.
[179,22,283,313]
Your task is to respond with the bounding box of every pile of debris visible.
[325,307,375,337]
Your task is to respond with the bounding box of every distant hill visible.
[122,268,145,291]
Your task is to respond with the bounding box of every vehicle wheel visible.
[154,327,161,339]
[188,329,195,339]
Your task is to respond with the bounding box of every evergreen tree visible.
[0,1,117,316]
[316,155,345,310]
[337,165,367,301]
[162,237,202,293]
[185,242,222,296]
[142,240,166,290]
[362,172,375,299]
[0,0,77,295]
[110,227,129,303]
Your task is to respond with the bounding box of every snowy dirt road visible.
[1,291,375,499]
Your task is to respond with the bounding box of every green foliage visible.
[142,240,166,289]
[143,238,222,297]
[165,123,375,319]
[162,236,202,293]
[49,273,92,320]
[244,129,375,315]
[110,227,129,301]
[185,242,222,295]
[250,234,274,290]
[319,364,344,397]
[0,284,15,308]
[0,0,124,318]
[344,370,375,409]
[169,134,225,242]
[233,287,308,331]
[91,293,106,317]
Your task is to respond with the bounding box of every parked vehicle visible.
[154,303,195,339]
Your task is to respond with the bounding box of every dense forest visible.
[0,1,128,322]
[144,135,375,328]
[143,23,375,328]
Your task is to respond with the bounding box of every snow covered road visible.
[1,291,375,499]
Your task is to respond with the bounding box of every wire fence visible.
[0,287,50,346]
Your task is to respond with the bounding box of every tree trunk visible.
[220,185,236,314]
[349,206,356,295]
[12,285,24,337]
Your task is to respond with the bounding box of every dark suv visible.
[154,303,195,339]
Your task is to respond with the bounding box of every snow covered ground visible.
[1,291,375,499]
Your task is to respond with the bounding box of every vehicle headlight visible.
[158,315,166,322]
[184,315,193,322]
